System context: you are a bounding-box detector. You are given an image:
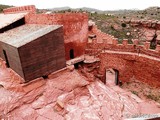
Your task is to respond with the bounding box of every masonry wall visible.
[3,5,36,14]
[87,25,160,87]
[99,52,160,87]
[0,42,24,78]
[18,27,66,81]
[25,13,88,60]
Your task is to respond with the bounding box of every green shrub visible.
[121,23,126,27]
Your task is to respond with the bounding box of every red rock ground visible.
[0,59,160,120]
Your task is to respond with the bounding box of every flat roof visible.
[0,12,27,29]
[0,24,62,47]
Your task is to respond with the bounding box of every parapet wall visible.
[87,25,160,58]
[99,51,160,87]
[3,5,36,14]
[25,13,88,60]
[87,25,160,87]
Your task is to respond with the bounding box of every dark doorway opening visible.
[113,69,119,85]
[42,75,48,79]
[3,50,10,68]
[74,61,83,69]
[70,49,74,59]
[150,34,157,49]
[74,63,79,69]
[105,68,119,85]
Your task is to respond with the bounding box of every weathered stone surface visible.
[25,12,88,60]
[9,105,38,120]
[36,105,64,120]
[22,78,45,93]
[0,63,160,119]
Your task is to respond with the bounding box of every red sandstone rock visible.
[144,42,150,49]
[31,96,46,109]
[9,105,38,120]
[67,65,74,71]
[132,39,139,45]
[0,65,160,119]
[36,104,64,120]
[156,45,160,52]
[122,39,128,46]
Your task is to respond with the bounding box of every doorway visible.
[70,49,74,59]
[113,69,119,85]
[105,68,119,85]
[3,50,10,68]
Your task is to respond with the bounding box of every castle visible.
[0,5,160,119]
[0,5,159,86]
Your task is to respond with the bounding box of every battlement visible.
[87,25,160,58]
[3,5,36,14]
[87,25,160,87]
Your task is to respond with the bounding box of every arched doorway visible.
[70,49,74,59]
[105,68,119,85]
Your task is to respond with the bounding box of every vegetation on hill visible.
[89,7,160,45]
[89,12,145,44]
[120,6,160,20]
[0,4,13,13]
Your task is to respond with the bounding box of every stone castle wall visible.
[3,5,36,14]
[87,25,160,87]
[3,6,88,60]
[25,13,88,60]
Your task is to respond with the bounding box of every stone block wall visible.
[25,13,88,60]
[3,5,36,14]
[3,6,88,60]
[99,52,160,87]
[87,25,160,87]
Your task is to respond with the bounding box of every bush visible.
[121,23,126,27]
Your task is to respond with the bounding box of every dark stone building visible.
[0,24,66,82]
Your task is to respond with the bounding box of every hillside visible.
[0,4,13,13]
[89,13,136,43]
[36,6,160,46]
[118,6,160,20]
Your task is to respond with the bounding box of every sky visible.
[1,0,160,10]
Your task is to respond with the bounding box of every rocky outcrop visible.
[124,19,160,43]
[0,59,160,119]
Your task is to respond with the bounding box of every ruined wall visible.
[87,25,160,58]
[99,52,160,87]
[87,25,160,87]
[25,13,88,60]
[3,5,36,14]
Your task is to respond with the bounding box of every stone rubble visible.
[0,61,159,119]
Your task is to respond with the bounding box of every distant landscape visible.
[1,4,160,47]
[37,6,160,45]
